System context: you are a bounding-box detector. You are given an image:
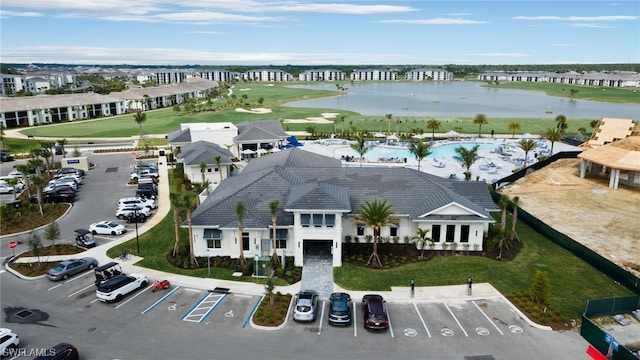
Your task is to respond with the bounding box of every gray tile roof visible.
[242,147,341,174]
[179,141,233,166]
[167,128,191,143]
[190,150,497,229]
[234,120,288,142]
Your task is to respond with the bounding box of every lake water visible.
[285,82,639,119]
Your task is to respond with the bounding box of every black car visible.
[328,292,352,326]
[0,152,14,162]
[32,188,76,203]
[362,294,389,330]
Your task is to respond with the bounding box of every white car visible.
[0,183,15,194]
[115,205,151,220]
[96,273,148,302]
[6,171,24,180]
[118,197,156,210]
[88,220,127,235]
[0,328,20,356]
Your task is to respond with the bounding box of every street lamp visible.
[131,208,140,255]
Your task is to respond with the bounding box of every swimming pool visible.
[336,142,500,161]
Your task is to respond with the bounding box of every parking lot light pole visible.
[134,209,140,255]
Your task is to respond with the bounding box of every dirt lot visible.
[498,158,640,277]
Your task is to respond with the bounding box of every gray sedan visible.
[46,257,98,281]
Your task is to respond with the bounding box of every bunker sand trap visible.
[499,159,640,276]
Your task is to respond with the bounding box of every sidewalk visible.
[4,156,550,331]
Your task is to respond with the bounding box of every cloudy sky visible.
[1,0,638,65]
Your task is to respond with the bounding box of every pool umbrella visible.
[444,130,460,138]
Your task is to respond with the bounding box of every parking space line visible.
[115,284,152,309]
[353,302,358,337]
[67,284,94,298]
[387,309,395,338]
[472,301,504,335]
[182,292,226,323]
[141,285,182,315]
[318,301,325,335]
[243,295,263,328]
[444,303,468,337]
[413,303,431,338]
[48,284,63,291]
[63,271,93,284]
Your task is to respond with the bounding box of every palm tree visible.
[411,228,432,259]
[213,155,223,183]
[510,196,520,241]
[269,200,280,265]
[14,164,32,198]
[133,110,147,143]
[57,138,68,158]
[184,192,198,268]
[385,113,393,134]
[453,144,480,181]
[555,114,568,133]
[350,135,371,167]
[426,119,441,141]
[40,140,55,168]
[498,195,509,229]
[354,198,398,268]
[31,174,47,215]
[493,227,510,260]
[472,113,488,138]
[169,192,185,257]
[408,140,432,172]
[340,115,346,137]
[517,139,538,168]
[199,160,207,185]
[236,201,247,267]
[541,127,563,155]
[589,119,600,134]
[508,121,521,139]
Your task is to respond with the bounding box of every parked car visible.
[46,257,98,281]
[6,171,24,180]
[0,328,19,356]
[38,188,76,203]
[130,169,159,180]
[362,294,389,330]
[117,197,156,210]
[33,342,79,360]
[293,290,319,322]
[54,144,64,155]
[74,229,96,248]
[328,292,353,326]
[89,220,127,235]
[96,273,148,302]
[115,205,151,220]
[0,152,14,162]
[0,183,14,194]
[56,167,84,177]
[135,187,157,200]
[0,178,25,192]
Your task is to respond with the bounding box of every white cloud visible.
[512,15,636,21]
[467,53,530,58]
[100,11,285,25]
[185,31,222,35]
[378,18,487,25]
[0,45,407,65]
[570,23,615,29]
[0,10,43,17]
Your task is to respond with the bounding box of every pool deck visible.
[299,138,581,183]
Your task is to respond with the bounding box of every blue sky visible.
[1,0,638,65]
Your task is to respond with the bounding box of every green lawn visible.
[334,215,633,319]
[17,82,599,139]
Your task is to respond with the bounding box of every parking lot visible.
[1,152,158,258]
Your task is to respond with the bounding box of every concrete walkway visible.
[3,156,550,331]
